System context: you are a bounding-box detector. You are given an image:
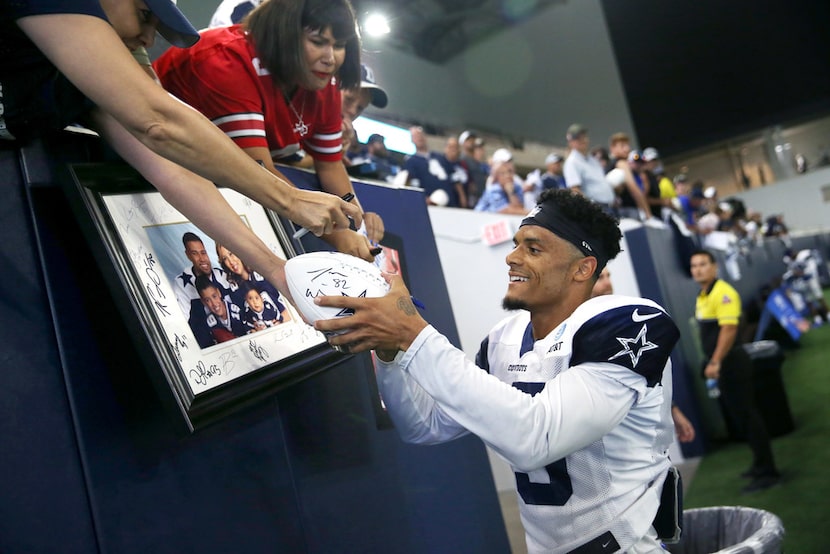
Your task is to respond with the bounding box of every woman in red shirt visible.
[156,0,383,257]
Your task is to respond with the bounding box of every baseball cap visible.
[360,64,388,109]
[673,173,688,184]
[145,0,200,48]
[492,148,513,164]
[367,133,385,144]
[642,147,660,162]
[566,123,588,140]
[545,153,563,165]
[458,129,477,145]
[627,149,643,163]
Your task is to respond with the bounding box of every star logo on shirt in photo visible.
[608,324,659,368]
[178,272,194,287]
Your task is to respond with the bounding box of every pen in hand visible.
[293,192,355,240]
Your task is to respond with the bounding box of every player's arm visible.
[394,328,637,471]
[374,359,470,444]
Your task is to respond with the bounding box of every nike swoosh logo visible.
[632,308,661,322]
[602,540,612,548]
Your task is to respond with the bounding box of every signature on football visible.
[306,266,352,293]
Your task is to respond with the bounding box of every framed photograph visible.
[68,162,346,432]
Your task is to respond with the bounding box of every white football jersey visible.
[376,294,679,553]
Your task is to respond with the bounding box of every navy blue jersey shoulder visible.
[475,336,490,372]
[571,304,680,387]
[1,0,107,72]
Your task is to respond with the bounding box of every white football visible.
[285,251,390,331]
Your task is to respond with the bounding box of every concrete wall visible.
[730,165,830,233]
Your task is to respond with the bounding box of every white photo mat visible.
[102,188,326,395]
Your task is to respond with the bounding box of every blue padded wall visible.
[0,136,509,554]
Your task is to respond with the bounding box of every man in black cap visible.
[314,189,682,553]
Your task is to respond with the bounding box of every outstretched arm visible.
[92,110,290,298]
[17,13,360,236]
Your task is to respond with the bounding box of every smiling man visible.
[315,189,682,553]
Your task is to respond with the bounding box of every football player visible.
[315,189,682,553]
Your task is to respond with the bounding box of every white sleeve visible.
[375,352,470,445]
[173,276,191,317]
[398,326,640,472]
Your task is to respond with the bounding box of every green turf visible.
[683,294,830,552]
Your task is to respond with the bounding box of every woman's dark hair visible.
[244,0,361,90]
[215,243,250,284]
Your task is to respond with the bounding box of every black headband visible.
[520,203,610,274]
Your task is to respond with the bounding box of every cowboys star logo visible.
[608,324,659,368]
[335,289,369,317]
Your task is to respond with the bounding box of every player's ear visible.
[573,256,598,283]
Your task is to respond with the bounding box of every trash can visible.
[666,506,785,554]
[743,340,795,438]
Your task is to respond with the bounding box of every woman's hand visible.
[284,187,363,236]
[363,211,385,244]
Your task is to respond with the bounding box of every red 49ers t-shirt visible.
[154,25,343,163]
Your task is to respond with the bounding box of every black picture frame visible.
[66,162,347,432]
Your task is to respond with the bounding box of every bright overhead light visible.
[363,13,390,37]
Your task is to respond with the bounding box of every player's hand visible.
[363,211,385,244]
[285,188,363,236]
[672,407,696,443]
[323,229,375,262]
[314,274,427,355]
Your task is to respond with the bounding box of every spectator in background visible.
[459,130,489,208]
[365,134,401,183]
[672,174,697,230]
[642,147,673,217]
[563,124,617,214]
[591,146,612,173]
[691,181,712,219]
[690,250,780,494]
[607,133,652,220]
[438,137,469,207]
[210,0,263,27]
[405,126,453,203]
[523,152,566,209]
[474,160,526,214]
[341,64,388,122]
[743,210,764,246]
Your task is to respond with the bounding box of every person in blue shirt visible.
[474,160,527,214]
